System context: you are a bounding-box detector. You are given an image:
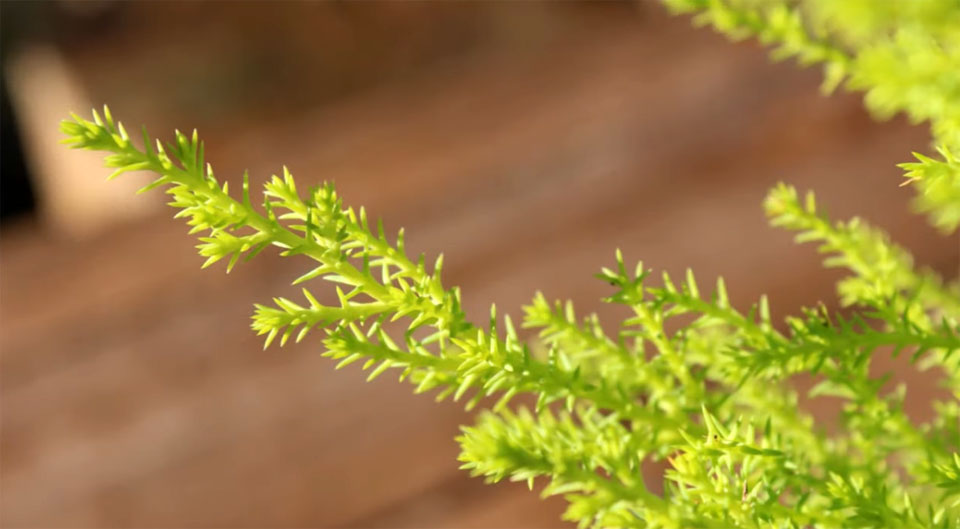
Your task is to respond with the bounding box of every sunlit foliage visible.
[61,1,960,526]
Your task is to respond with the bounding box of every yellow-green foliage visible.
[62,1,960,527]
[665,0,960,232]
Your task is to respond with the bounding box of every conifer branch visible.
[61,1,960,521]
[667,0,960,232]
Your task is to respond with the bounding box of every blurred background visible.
[1,1,956,527]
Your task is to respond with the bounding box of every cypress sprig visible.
[662,0,851,91]
[62,99,960,527]
[764,182,960,398]
[765,183,960,320]
[667,0,960,232]
[59,107,688,429]
[900,147,960,237]
[458,407,678,529]
[61,1,960,525]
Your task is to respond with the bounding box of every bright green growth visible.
[61,1,960,527]
[666,0,960,232]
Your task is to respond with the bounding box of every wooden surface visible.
[2,5,957,528]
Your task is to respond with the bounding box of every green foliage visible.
[61,1,960,527]
[665,0,960,233]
